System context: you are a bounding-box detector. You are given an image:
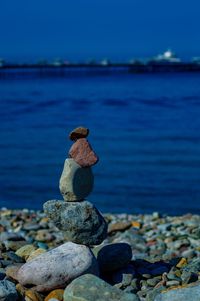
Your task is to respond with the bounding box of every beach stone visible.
[6,251,24,263]
[45,289,64,301]
[69,127,89,141]
[5,264,23,281]
[110,265,136,285]
[97,243,132,272]
[0,280,18,301]
[183,258,200,273]
[69,138,99,167]
[0,269,6,281]
[154,282,200,301]
[108,221,132,234]
[26,248,46,262]
[17,242,99,292]
[35,230,54,242]
[15,244,36,260]
[4,240,28,251]
[0,232,24,242]
[16,283,26,297]
[25,289,43,301]
[181,270,198,284]
[44,200,107,246]
[59,159,94,201]
[63,274,139,301]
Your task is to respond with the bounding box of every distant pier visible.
[0,62,200,79]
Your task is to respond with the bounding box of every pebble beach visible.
[1,208,200,300]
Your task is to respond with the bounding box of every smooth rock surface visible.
[97,243,132,272]
[17,242,99,292]
[69,138,99,167]
[110,264,136,285]
[63,274,139,301]
[15,244,36,260]
[154,283,200,301]
[59,159,94,201]
[69,127,89,141]
[44,200,107,245]
[44,289,64,301]
[0,280,18,301]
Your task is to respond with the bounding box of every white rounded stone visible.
[17,242,99,292]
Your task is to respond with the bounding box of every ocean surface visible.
[1,70,200,214]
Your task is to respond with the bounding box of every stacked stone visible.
[43,126,108,246]
[16,127,108,292]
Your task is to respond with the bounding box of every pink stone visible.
[69,138,99,167]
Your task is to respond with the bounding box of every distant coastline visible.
[1,50,200,76]
[0,62,200,79]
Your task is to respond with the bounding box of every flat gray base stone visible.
[64,274,139,301]
[44,200,107,246]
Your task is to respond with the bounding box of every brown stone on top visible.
[69,127,89,141]
[69,138,99,167]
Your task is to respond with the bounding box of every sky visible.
[1,0,200,62]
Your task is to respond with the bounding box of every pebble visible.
[44,289,64,301]
[110,265,136,285]
[26,248,46,261]
[44,200,107,246]
[2,208,200,299]
[181,271,198,284]
[176,258,187,268]
[25,289,43,301]
[97,243,132,272]
[69,138,99,167]
[108,221,132,234]
[4,241,28,251]
[166,280,180,286]
[6,264,23,281]
[15,244,36,260]
[17,242,99,292]
[0,269,6,280]
[0,279,18,301]
[35,230,54,242]
[69,127,89,141]
[0,232,24,242]
[59,159,94,201]
[154,282,200,301]
[63,274,139,301]
[147,277,161,287]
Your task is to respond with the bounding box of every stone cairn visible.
[43,126,108,246]
[16,127,136,300]
[17,127,108,292]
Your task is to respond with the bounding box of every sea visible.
[1,69,200,214]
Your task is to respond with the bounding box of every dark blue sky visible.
[1,0,200,61]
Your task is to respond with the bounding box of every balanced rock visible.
[97,243,132,272]
[63,274,139,301]
[17,242,99,292]
[43,200,107,246]
[0,280,18,301]
[69,127,89,141]
[69,138,99,167]
[59,159,94,201]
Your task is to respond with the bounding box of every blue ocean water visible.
[1,71,200,214]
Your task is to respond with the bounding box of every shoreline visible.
[1,208,200,300]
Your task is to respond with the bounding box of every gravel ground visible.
[1,208,200,300]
